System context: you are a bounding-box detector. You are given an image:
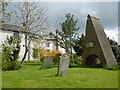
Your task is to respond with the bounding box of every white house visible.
[0,23,65,61]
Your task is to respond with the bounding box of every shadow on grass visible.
[69,65,81,68]
[24,63,103,70]
[69,64,103,70]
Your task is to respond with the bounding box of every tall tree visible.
[73,34,83,56]
[51,13,79,63]
[9,2,49,66]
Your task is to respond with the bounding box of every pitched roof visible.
[0,23,55,41]
[0,23,26,33]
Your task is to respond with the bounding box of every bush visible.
[39,48,63,63]
[71,54,82,65]
[2,61,21,71]
[39,47,47,61]
[46,50,63,64]
[2,35,21,62]
[46,50,62,57]
[103,65,120,70]
[2,35,21,71]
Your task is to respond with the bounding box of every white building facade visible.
[0,24,65,61]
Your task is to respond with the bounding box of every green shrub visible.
[2,35,21,62]
[103,65,120,70]
[71,54,82,65]
[2,35,21,71]
[2,61,21,71]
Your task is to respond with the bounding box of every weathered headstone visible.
[41,56,52,69]
[82,14,117,67]
[57,53,70,76]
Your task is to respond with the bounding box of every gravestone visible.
[81,14,117,67]
[57,53,70,76]
[41,56,52,69]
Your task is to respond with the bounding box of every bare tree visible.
[9,2,49,66]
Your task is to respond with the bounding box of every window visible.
[86,42,94,48]
[14,31,19,36]
[33,48,38,59]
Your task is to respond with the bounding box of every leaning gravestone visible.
[41,56,52,69]
[57,53,70,76]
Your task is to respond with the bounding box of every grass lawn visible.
[2,62,118,88]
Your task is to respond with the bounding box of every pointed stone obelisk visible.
[82,14,117,66]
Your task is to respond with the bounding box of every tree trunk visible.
[20,46,28,66]
[56,31,59,51]
[20,34,28,66]
[28,37,30,61]
[20,33,32,66]
[70,36,74,64]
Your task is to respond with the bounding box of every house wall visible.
[0,29,34,61]
[58,46,66,53]
[39,39,66,53]
[0,29,66,62]
[0,30,13,51]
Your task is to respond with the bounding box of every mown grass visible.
[2,62,118,88]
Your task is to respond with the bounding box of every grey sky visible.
[38,2,118,34]
[6,2,118,36]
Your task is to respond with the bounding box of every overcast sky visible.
[39,2,118,31]
[6,2,119,43]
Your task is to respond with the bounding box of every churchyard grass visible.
[2,62,118,88]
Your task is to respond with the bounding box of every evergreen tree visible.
[51,13,79,63]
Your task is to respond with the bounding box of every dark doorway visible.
[85,55,103,67]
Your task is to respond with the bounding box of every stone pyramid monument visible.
[82,14,117,66]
